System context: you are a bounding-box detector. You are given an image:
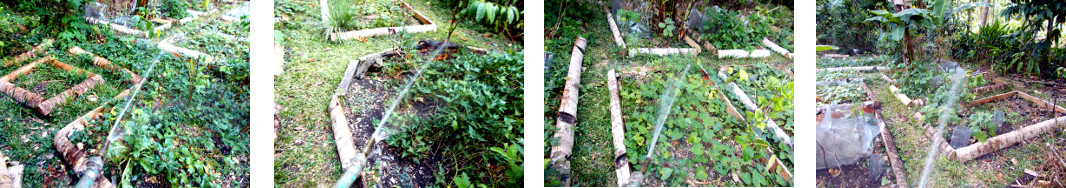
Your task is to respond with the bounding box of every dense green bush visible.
[386,51,524,187]
[160,0,190,19]
[701,8,776,50]
[816,0,890,53]
[4,0,92,48]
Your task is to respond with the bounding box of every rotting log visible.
[606,10,626,48]
[353,48,401,79]
[954,116,1066,162]
[549,37,587,186]
[817,66,890,72]
[329,95,359,170]
[54,106,115,188]
[717,49,772,58]
[762,38,792,59]
[972,78,1006,94]
[878,113,910,188]
[607,69,630,186]
[326,1,437,41]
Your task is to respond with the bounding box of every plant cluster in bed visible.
[91,34,249,187]
[699,8,777,51]
[381,51,524,187]
[620,64,791,186]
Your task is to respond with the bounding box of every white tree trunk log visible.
[550,37,587,185]
[817,66,890,72]
[763,38,792,59]
[606,11,626,48]
[629,48,700,57]
[717,49,772,58]
[607,69,630,186]
[716,69,792,146]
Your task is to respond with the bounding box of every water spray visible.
[628,63,692,186]
[918,68,967,188]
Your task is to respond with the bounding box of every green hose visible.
[332,153,368,188]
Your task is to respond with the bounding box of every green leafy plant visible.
[159,0,189,19]
[658,18,675,37]
[968,112,996,143]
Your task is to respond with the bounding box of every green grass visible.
[272,0,519,186]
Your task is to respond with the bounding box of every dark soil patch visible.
[815,157,885,188]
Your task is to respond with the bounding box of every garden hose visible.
[73,157,102,188]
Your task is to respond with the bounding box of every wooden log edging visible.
[323,0,437,41]
[817,66,890,72]
[158,35,218,64]
[68,47,143,85]
[605,11,626,48]
[717,49,772,58]
[329,95,359,170]
[0,57,102,115]
[878,113,910,188]
[954,116,1066,162]
[716,68,793,147]
[549,37,587,186]
[54,106,117,188]
[921,90,1066,162]
[607,69,631,186]
[762,38,792,59]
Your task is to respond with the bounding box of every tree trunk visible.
[980,0,989,27]
[549,37,587,186]
[607,69,631,186]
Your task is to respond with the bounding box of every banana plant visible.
[461,0,523,39]
[866,0,989,64]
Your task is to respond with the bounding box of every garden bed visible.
[613,63,792,186]
[328,44,490,187]
[320,0,437,41]
[920,90,1066,162]
[606,0,792,58]
[0,43,141,116]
